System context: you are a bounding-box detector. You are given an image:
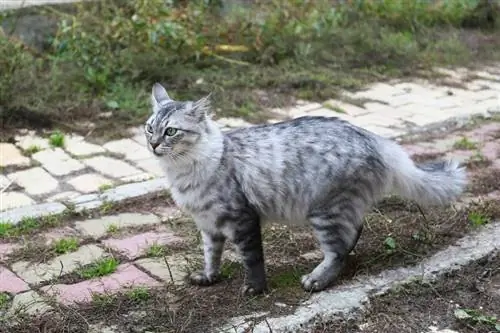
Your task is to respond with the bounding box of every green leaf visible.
[494,323,500,331]
[106,100,120,109]
[454,309,471,320]
[383,236,396,250]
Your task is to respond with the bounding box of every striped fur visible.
[145,83,467,295]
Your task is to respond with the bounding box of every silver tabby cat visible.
[145,83,466,295]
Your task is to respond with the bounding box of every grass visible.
[146,243,166,257]
[1,0,500,139]
[53,237,79,254]
[98,184,113,192]
[77,257,120,279]
[49,131,65,148]
[453,137,478,150]
[106,223,119,234]
[126,287,150,302]
[0,292,9,309]
[24,145,41,156]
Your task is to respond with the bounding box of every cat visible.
[144,83,466,295]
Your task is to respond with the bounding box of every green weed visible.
[24,145,41,156]
[383,236,397,253]
[146,243,165,257]
[49,131,65,147]
[0,292,9,309]
[126,287,150,302]
[53,238,80,254]
[98,184,113,192]
[453,137,478,150]
[468,211,490,227]
[454,308,500,331]
[78,257,119,279]
[106,224,119,234]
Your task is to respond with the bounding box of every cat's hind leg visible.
[302,201,365,292]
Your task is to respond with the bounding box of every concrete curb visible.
[216,221,500,333]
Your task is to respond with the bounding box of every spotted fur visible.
[145,83,467,295]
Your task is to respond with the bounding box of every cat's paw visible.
[241,283,267,296]
[300,273,329,292]
[188,271,220,286]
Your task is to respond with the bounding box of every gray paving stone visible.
[15,132,50,151]
[74,200,103,213]
[7,167,59,195]
[8,290,52,316]
[11,244,106,284]
[64,135,105,157]
[0,202,66,224]
[0,143,31,167]
[46,191,81,202]
[100,177,169,202]
[67,173,113,193]
[134,256,194,285]
[103,138,151,161]
[83,156,143,178]
[0,192,35,212]
[120,172,152,183]
[135,158,166,177]
[32,148,85,176]
[322,100,369,116]
[74,213,161,238]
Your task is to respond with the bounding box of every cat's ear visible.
[188,93,212,121]
[151,83,171,113]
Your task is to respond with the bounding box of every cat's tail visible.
[379,139,467,206]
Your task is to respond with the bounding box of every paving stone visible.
[0,243,19,261]
[322,100,370,116]
[306,108,343,118]
[135,256,194,285]
[349,113,404,129]
[216,117,252,128]
[46,191,81,202]
[42,226,80,246]
[286,102,323,117]
[9,290,52,316]
[0,266,30,293]
[0,192,35,211]
[64,135,105,157]
[11,244,106,284]
[480,141,500,161]
[0,143,31,167]
[152,206,183,222]
[67,173,113,193]
[103,138,151,162]
[0,202,66,225]
[0,175,10,189]
[83,156,143,178]
[74,213,160,238]
[32,148,85,176]
[15,133,50,151]
[99,177,169,202]
[41,264,161,305]
[465,123,500,142]
[7,167,59,195]
[120,172,153,183]
[351,82,407,103]
[103,231,185,259]
[135,158,166,177]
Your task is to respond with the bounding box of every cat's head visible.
[145,83,213,159]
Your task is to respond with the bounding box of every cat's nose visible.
[151,142,160,151]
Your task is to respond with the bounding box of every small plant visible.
[91,293,116,307]
[322,102,346,114]
[453,137,477,150]
[0,292,9,308]
[219,261,242,280]
[468,211,490,227]
[100,201,115,214]
[98,184,113,192]
[0,222,14,238]
[49,131,65,147]
[383,236,397,253]
[106,223,119,234]
[269,268,303,289]
[146,243,165,257]
[16,217,40,234]
[454,308,500,331]
[53,237,80,254]
[78,257,119,279]
[126,287,150,302]
[24,145,41,156]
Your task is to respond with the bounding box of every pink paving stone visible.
[0,266,30,293]
[0,243,19,261]
[41,264,160,305]
[464,123,500,142]
[42,226,81,246]
[480,140,500,161]
[102,232,185,259]
[402,143,440,156]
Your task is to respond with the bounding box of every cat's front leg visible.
[189,230,226,286]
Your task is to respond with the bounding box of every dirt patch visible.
[468,168,500,195]
[312,251,500,333]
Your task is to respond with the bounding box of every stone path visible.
[1,65,500,332]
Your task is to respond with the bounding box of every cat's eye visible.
[145,124,153,133]
[164,127,177,136]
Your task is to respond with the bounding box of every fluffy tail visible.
[379,140,467,206]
